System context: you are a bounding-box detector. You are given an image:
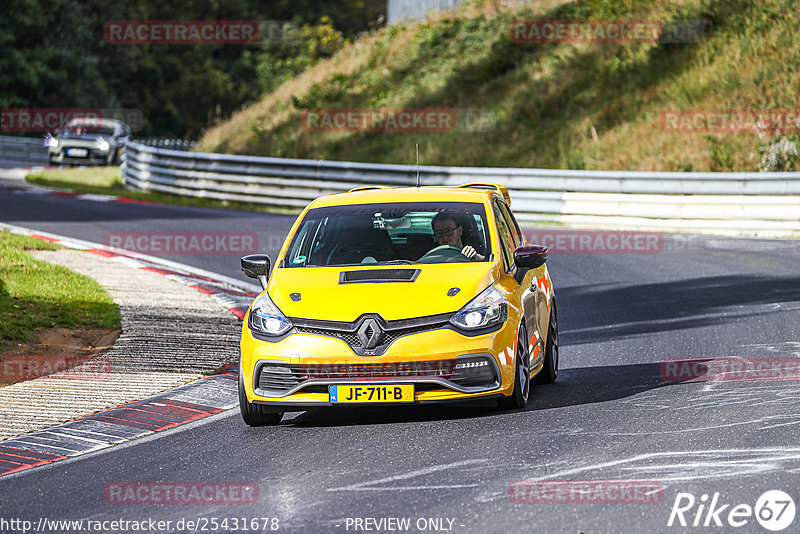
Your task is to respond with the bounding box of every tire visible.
[238,369,282,426]
[499,322,530,410]
[534,299,558,384]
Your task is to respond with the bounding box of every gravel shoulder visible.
[0,249,240,441]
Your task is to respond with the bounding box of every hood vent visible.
[339,268,420,284]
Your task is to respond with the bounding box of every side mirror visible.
[514,244,548,269]
[241,254,270,290]
[513,245,547,284]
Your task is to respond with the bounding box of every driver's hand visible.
[461,246,477,259]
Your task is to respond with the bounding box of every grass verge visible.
[26,167,297,213]
[196,0,800,172]
[0,231,121,352]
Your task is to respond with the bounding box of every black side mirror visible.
[513,244,548,283]
[241,254,271,289]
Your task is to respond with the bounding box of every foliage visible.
[756,134,800,172]
[0,0,384,139]
[256,18,347,94]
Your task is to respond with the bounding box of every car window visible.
[497,200,523,248]
[64,124,116,136]
[283,201,491,267]
[493,202,516,272]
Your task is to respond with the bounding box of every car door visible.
[493,199,546,362]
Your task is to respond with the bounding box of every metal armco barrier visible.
[122,141,800,237]
[0,135,49,166]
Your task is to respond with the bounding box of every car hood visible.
[59,134,112,142]
[266,263,498,322]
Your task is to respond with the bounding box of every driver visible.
[430,213,485,260]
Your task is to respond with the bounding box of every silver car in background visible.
[46,118,131,166]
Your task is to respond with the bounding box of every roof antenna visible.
[415,143,420,188]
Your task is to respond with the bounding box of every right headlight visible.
[248,292,292,337]
[450,285,508,331]
[44,134,58,148]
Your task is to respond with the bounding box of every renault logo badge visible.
[357,318,382,349]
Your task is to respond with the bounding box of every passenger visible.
[430,212,485,260]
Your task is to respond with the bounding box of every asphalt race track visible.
[1,173,800,533]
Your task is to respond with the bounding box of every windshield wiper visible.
[385,259,416,265]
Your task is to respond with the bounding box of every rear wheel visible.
[534,299,558,384]
[499,323,530,410]
[239,369,282,426]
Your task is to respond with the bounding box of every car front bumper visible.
[49,147,112,165]
[240,319,518,410]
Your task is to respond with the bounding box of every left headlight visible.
[450,285,508,331]
[94,137,110,152]
[248,292,292,337]
[44,134,58,148]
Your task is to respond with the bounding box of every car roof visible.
[309,185,508,209]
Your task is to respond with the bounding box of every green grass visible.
[26,167,296,214]
[197,0,800,172]
[0,232,121,352]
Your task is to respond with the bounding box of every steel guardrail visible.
[122,141,800,236]
[0,135,50,166]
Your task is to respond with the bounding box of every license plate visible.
[66,148,88,157]
[329,384,414,403]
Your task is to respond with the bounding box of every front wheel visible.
[534,299,558,384]
[499,323,530,410]
[239,369,282,426]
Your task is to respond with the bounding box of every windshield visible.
[283,202,491,267]
[63,124,116,136]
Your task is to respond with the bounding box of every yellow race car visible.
[238,183,557,425]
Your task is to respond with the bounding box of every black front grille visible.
[290,313,453,356]
[257,364,301,395]
[294,323,440,351]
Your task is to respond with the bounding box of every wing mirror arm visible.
[241,254,271,290]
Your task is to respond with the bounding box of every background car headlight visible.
[450,285,508,330]
[44,134,58,148]
[248,292,292,336]
[94,137,110,152]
